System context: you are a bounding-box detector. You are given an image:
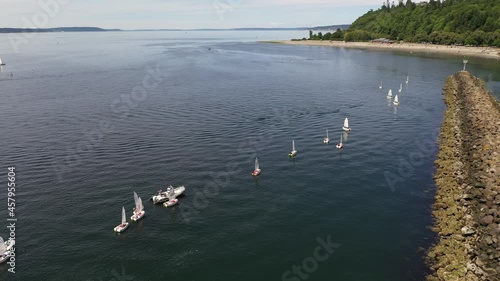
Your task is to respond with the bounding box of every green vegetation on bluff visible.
[310,0,500,46]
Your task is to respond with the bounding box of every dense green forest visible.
[309,0,500,47]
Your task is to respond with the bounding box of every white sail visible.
[292,139,295,151]
[133,192,139,210]
[138,197,143,212]
[399,83,402,91]
[343,118,349,128]
[255,157,259,170]
[388,89,392,97]
[121,206,126,225]
[326,129,329,138]
[379,82,382,88]
[340,133,343,144]
[0,57,3,65]
[394,95,399,103]
[0,237,6,254]
[406,76,409,83]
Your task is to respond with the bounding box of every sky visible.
[0,0,384,29]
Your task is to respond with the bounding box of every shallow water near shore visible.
[0,31,498,281]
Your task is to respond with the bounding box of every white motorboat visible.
[0,237,13,264]
[288,139,297,157]
[131,192,145,222]
[393,95,400,106]
[342,118,351,132]
[163,198,179,208]
[114,206,129,233]
[251,157,261,176]
[336,133,343,149]
[323,129,330,144]
[151,185,185,204]
[387,89,393,99]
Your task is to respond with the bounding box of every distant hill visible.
[0,27,120,33]
[345,0,500,46]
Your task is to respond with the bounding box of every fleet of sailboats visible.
[111,75,410,234]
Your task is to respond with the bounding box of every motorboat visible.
[163,198,179,208]
[151,185,185,204]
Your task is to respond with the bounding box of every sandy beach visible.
[262,40,500,60]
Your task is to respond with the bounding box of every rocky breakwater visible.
[427,71,500,281]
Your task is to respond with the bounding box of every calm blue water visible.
[0,31,498,281]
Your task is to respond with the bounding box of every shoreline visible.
[427,71,499,281]
[261,40,500,60]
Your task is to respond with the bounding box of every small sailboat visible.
[114,206,129,233]
[379,81,383,89]
[163,186,178,208]
[288,139,297,157]
[399,83,402,93]
[342,118,351,132]
[0,57,5,66]
[251,157,261,176]
[336,133,343,149]
[130,192,145,221]
[406,76,409,84]
[393,95,399,106]
[387,89,393,99]
[323,129,330,144]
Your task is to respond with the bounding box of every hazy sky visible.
[1,0,383,29]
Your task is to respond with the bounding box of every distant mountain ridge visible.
[0,25,350,33]
[0,27,120,33]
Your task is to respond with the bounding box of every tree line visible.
[305,0,500,47]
